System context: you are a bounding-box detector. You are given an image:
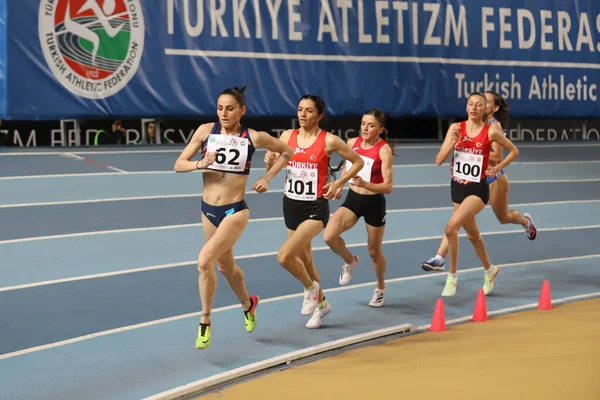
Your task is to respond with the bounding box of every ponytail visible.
[485,91,510,128]
[380,127,396,155]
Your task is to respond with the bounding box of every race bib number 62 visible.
[206,135,248,172]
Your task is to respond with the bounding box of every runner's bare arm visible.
[323,134,364,199]
[174,124,215,172]
[436,123,460,166]
[489,121,504,165]
[486,128,519,176]
[265,129,292,173]
[251,130,294,192]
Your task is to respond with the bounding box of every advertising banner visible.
[0,0,6,118]
[4,1,600,120]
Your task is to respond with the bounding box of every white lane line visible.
[1,227,599,292]
[2,159,600,180]
[1,200,600,245]
[2,179,599,209]
[1,253,597,364]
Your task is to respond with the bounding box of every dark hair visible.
[296,95,338,178]
[485,90,509,128]
[298,94,325,115]
[219,85,247,107]
[328,108,396,177]
[363,109,396,155]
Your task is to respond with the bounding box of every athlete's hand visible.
[334,186,343,200]
[264,151,278,166]
[451,124,460,143]
[323,180,342,199]
[252,176,270,193]
[351,175,366,187]
[200,152,217,168]
[485,165,500,178]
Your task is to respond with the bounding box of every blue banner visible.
[0,0,6,119]
[4,0,600,120]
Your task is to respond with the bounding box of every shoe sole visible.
[422,263,445,272]
[339,275,351,285]
[524,214,537,241]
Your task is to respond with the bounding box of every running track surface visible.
[1,143,599,399]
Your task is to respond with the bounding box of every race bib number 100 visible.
[453,150,483,183]
[206,135,249,172]
[346,155,374,183]
[285,166,318,201]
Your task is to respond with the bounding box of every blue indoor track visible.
[1,143,599,399]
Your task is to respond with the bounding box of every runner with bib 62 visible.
[174,86,294,350]
[436,91,520,297]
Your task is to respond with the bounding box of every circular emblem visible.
[39,0,145,99]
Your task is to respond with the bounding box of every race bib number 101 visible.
[285,166,318,201]
[206,135,249,172]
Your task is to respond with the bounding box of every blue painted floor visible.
[0,143,599,399]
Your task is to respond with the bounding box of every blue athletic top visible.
[200,123,256,175]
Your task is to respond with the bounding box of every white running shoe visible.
[339,255,359,285]
[301,281,320,315]
[306,301,332,329]
[368,288,386,308]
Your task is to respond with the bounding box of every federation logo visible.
[39,0,145,99]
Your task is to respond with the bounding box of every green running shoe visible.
[195,323,211,350]
[244,295,259,333]
[441,275,458,297]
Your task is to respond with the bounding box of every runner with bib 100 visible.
[421,90,537,274]
[264,94,364,329]
[435,91,520,298]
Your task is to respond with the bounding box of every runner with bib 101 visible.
[264,94,364,329]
